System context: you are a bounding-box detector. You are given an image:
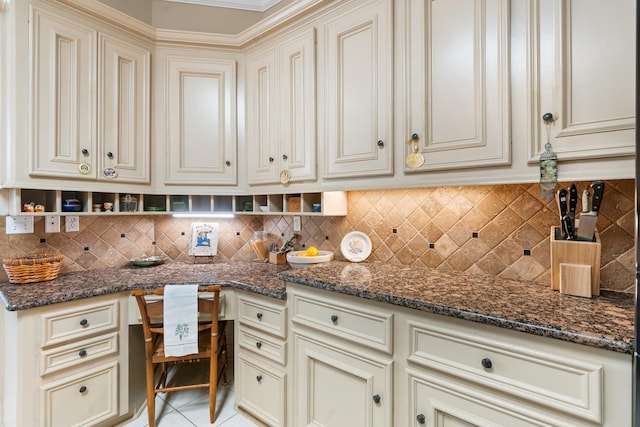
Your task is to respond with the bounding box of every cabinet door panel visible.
[30,7,96,179]
[246,48,279,184]
[279,28,316,182]
[293,333,392,427]
[98,33,150,183]
[165,57,237,185]
[531,0,635,160]
[320,0,393,178]
[247,28,316,185]
[409,371,554,427]
[41,362,119,427]
[405,0,510,171]
[236,355,286,426]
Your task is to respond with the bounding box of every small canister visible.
[120,194,138,212]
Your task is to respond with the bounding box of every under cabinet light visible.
[172,213,235,219]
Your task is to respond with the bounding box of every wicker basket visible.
[3,254,63,284]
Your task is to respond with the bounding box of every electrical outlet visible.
[65,215,80,232]
[293,215,301,232]
[6,216,34,234]
[45,215,60,233]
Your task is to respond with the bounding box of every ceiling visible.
[159,0,282,12]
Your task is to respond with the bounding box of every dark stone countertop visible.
[0,260,634,354]
[0,261,289,311]
[278,261,635,355]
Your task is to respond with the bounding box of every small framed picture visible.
[189,223,219,257]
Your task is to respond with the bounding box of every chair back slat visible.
[132,285,221,342]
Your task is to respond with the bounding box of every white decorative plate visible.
[340,231,372,262]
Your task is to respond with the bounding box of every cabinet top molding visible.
[161,0,282,13]
[53,0,333,49]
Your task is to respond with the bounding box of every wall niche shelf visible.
[8,189,347,217]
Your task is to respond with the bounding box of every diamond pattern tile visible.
[0,180,634,292]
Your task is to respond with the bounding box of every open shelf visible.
[8,190,347,217]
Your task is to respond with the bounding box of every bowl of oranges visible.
[286,246,334,269]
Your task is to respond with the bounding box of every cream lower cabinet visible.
[234,291,288,427]
[287,282,631,427]
[399,311,631,427]
[0,293,130,427]
[289,284,394,427]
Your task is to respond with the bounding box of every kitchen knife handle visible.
[556,189,568,238]
[590,181,605,212]
[562,215,574,240]
[568,184,577,215]
[582,188,590,213]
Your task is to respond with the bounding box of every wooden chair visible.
[131,285,228,427]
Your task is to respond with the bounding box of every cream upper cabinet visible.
[163,54,237,186]
[29,7,96,180]
[246,28,316,186]
[318,0,393,179]
[402,0,510,172]
[529,0,635,162]
[98,33,151,183]
[29,6,150,184]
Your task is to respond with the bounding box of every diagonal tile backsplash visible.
[0,180,634,292]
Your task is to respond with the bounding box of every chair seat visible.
[152,328,212,363]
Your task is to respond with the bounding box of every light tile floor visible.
[122,362,259,427]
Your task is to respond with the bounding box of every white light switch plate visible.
[293,215,301,232]
[6,216,34,234]
[45,215,60,233]
[65,215,80,232]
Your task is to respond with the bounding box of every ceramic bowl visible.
[62,199,82,212]
[286,250,334,269]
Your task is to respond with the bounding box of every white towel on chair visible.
[164,284,199,357]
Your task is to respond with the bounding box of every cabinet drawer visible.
[41,332,119,376]
[238,327,286,366]
[41,299,119,347]
[291,291,393,353]
[238,295,287,339]
[407,320,603,423]
[41,361,119,427]
[236,355,286,427]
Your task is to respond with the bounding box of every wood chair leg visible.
[146,359,156,427]
[209,356,218,423]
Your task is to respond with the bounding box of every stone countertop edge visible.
[277,261,635,355]
[0,260,633,355]
[0,261,288,311]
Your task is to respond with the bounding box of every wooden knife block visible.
[550,226,601,297]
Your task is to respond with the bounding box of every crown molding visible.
[52,0,156,42]
[48,0,331,49]
[156,0,329,48]
[161,0,281,12]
